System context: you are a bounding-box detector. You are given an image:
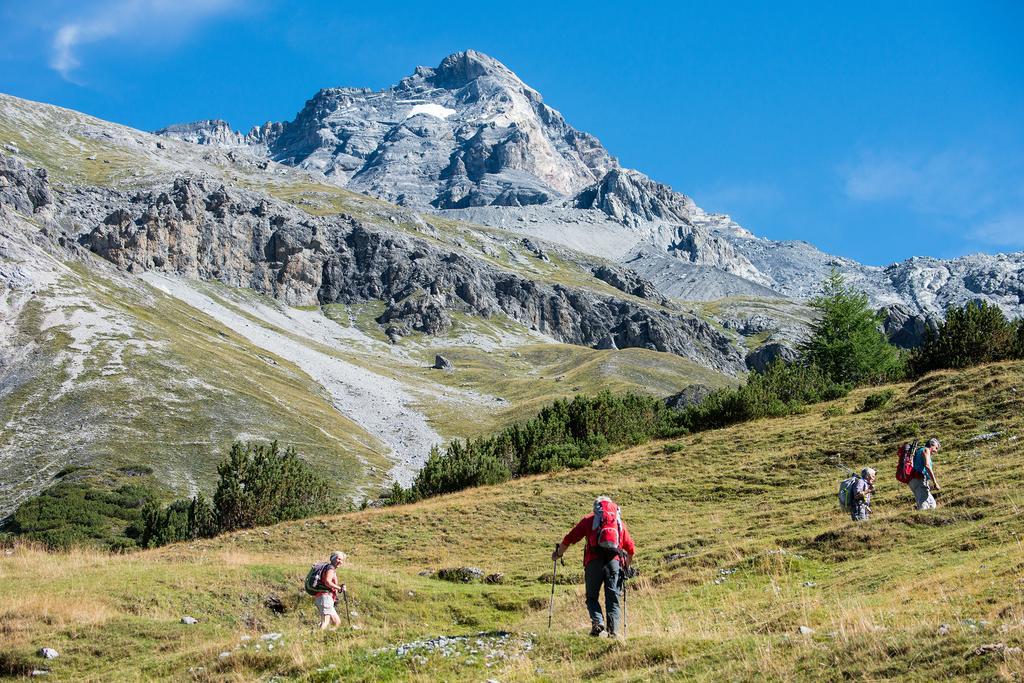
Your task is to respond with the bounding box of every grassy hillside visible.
[1,92,739,523]
[2,361,1022,680]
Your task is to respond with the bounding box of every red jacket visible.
[561,513,636,567]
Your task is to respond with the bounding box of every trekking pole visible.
[621,571,627,641]
[548,544,558,630]
[342,587,352,629]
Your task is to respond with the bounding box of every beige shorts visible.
[314,593,337,617]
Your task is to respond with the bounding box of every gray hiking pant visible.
[585,557,622,634]
[909,477,936,510]
[851,502,870,521]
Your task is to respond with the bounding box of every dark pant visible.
[584,557,622,633]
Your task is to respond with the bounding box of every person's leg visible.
[604,559,623,636]
[909,478,927,510]
[922,480,936,510]
[584,560,605,634]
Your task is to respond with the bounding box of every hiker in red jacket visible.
[552,496,635,637]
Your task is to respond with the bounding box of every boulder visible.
[437,567,485,583]
[180,616,198,625]
[433,354,455,371]
[37,648,59,660]
[665,384,714,410]
[879,303,937,349]
[745,342,799,374]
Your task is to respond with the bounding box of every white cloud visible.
[969,212,1024,249]
[50,0,239,81]
[841,149,994,216]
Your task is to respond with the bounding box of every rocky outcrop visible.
[159,51,616,210]
[79,177,746,374]
[0,154,52,214]
[880,303,938,349]
[572,169,693,225]
[665,384,714,410]
[155,120,249,147]
[662,223,771,286]
[745,342,800,374]
[591,264,666,303]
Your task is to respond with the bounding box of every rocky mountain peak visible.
[425,50,523,90]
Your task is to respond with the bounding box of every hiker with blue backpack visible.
[552,496,635,638]
[908,438,942,510]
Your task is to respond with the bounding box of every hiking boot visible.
[607,629,618,639]
[589,622,605,637]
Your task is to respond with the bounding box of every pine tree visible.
[910,300,1016,374]
[799,269,902,385]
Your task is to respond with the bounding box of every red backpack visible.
[591,497,623,553]
[895,440,919,484]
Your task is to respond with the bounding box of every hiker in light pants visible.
[908,438,941,510]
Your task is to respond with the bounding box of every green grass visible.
[3,361,1023,680]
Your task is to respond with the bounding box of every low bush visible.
[398,392,673,501]
[4,482,160,550]
[859,388,895,412]
[394,360,850,503]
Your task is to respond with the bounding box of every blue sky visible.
[1,0,1022,265]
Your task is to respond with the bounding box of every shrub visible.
[910,301,1019,375]
[412,443,511,499]
[213,441,333,533]
[800,269,904,385]
[394,392,674,501]
[675,362,848,432]
[859,388,896,412]
[140,441,335,547]
[396,363,851,503]
[5,482,160,550]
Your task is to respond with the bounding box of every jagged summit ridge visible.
[154,53,1024,320]
[159,50,617,209]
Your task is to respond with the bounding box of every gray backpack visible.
[838,476,859,513]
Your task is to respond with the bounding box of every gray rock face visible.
[161,51,615,210]
[572,169,693,225]
[745,342,800,374]
[433,354,454,371]
[77,176,746,374]
[591,264,665,303]
[0,154,52,214]
[880,303,938,349]
[665,384,714,410]
[155,120,248,147]
[154,54,1024,322]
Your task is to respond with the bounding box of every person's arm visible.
[925,450,940,490]
[323,567,342,593]
[620,522,636,566]
[553,517,590,560]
